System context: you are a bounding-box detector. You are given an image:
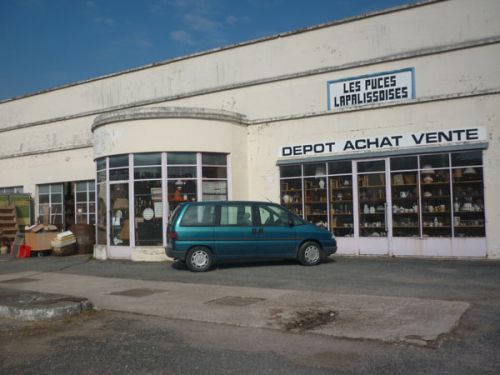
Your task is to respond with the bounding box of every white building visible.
[1,0,499,261]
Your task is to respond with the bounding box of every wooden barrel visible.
[69,224,95,254]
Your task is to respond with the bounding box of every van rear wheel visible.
[298,241,322,266]
[186,247,214,272]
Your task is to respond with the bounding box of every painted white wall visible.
[0,0,499,259]
[246,94,500,258]
[0,0,499,128]
[0,148,95,196]
[0,116,93,159]
[161,44,500,119]
[1,42,498,163]
[93,118,248,199]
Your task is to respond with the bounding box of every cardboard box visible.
[25,232,58,251]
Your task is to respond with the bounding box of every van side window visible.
[258,205,289,227]
[180,204,216,226]
[220,205,253,226]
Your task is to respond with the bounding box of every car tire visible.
[186,247,214,272]
[297,241,322,266]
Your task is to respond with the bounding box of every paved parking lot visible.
[1,254,500,374]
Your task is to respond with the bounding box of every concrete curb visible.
[0,288,93,321]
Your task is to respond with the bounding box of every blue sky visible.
[0,0,414,101]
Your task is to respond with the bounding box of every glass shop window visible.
[202,153,228,201]
[328,161,353,237]
[134,153,162,246]
[97,182,107,245]
[167,152,197,216]
[109,154,129,181]
[37,183,64,226]
[0,186,23,193]
[390,156,419,237]
[74,181,96,225]
[451,151,485,237]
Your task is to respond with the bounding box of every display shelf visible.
[453,180,483,184]
[359,199,386,203]
[421,182,450,186]
[304,177,327,228]
[392,183,417,187]
[451,169,485,237]
[391,172,419,237]
[329,175,354,237]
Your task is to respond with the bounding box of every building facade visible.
[1,0,499,260]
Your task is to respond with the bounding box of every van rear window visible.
[180,205,216,226]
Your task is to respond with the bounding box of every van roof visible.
[184,201,279,205]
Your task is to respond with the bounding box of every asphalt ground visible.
[1,254,500,374]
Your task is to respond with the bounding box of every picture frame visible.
[393,174,404,185]
[403,174,415,184]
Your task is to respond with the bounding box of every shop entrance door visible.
[356,159,391,255]
[108,182,130,258]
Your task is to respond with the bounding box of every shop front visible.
[91,107,246,261]
[279,147,488,258]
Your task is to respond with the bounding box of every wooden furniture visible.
[0,205,17,244]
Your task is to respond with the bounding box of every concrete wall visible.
[0,0,499,258]
[246,93,500,257]
[92,111,249,200]
[0,148,95,194]
[1,0,499,127]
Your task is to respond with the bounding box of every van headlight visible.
[331,233,336,240]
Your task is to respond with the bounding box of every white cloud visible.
[184,12,220,31]
[225,15,251,25]
[170,30,195,45]
[93,16,116,26]
[132,36,153,49]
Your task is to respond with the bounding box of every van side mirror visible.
[288,219,294,227]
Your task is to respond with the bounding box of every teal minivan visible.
[166,201,337,272]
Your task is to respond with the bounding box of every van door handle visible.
[258,228,264,234]
[252,228,257,235]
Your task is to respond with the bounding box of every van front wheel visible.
[298,242,322,266]
[186,247,214,272]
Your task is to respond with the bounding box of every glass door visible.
[356,159,390,254]
[109,183,130,246]
[390,156,420,237]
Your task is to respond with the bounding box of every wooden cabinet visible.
[452,168,485,237]
[329,176,353,236]
[0,206,17,243]
[391,172,419,237]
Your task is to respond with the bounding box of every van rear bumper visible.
[165,245,184,260]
